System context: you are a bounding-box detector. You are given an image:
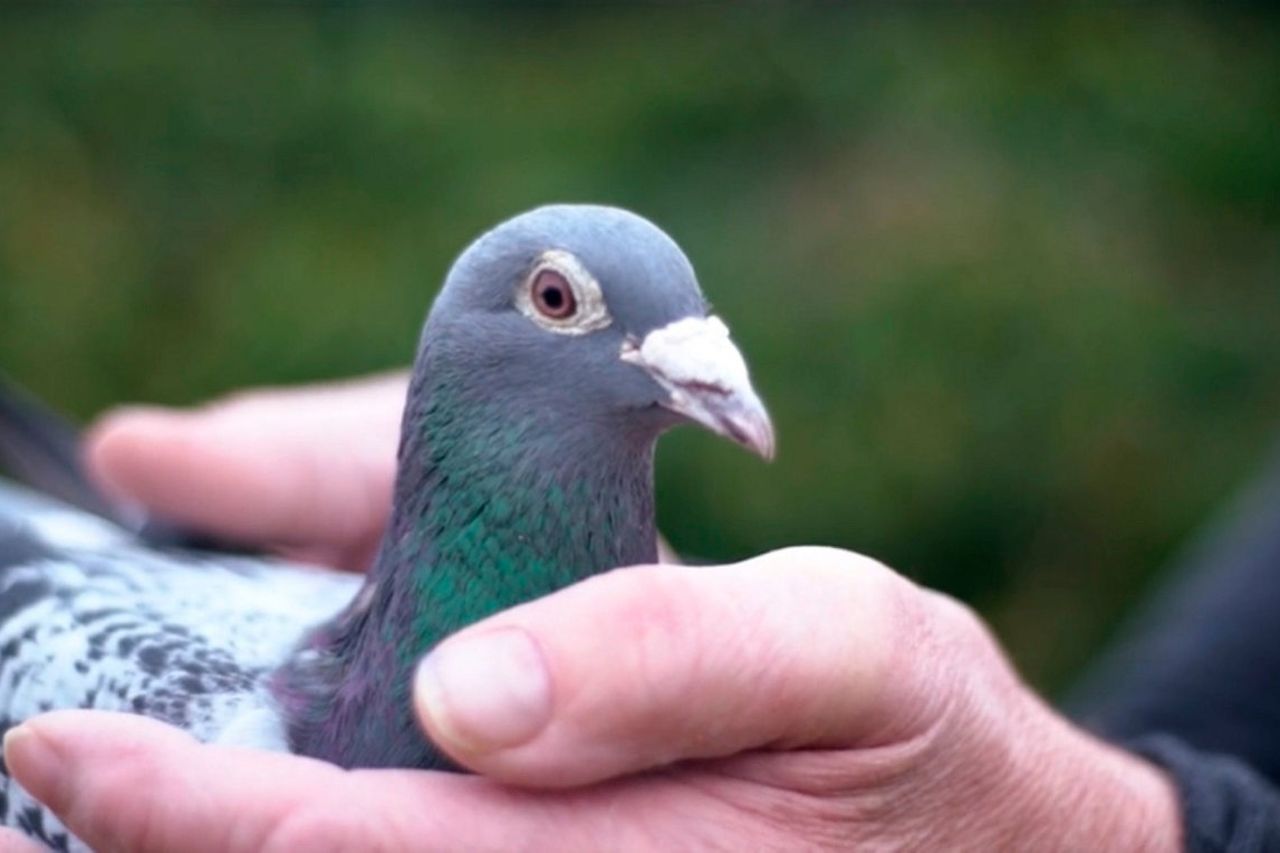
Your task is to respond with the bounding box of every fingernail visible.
[415,627,552,754]
[3,724,61,805]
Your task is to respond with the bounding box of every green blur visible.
[1,7,1278,693]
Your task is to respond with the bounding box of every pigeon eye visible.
[531,269,577,320]
[516,250,612,336]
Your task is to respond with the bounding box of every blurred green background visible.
[1,7,1277,696]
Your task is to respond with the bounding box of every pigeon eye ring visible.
[516,249,612,335]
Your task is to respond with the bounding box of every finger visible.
[6,712,762,853]
[6,712,350,853]
[85,373,405,569]
[415,546,944,787]
[0,829,44,853]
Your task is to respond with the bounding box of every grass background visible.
[1,6,1278,695]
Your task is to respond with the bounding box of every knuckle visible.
[767,546,905,622]
[784,547,916,671]
[922,589,999,661]
[772,546,894,584]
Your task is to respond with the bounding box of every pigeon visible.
[0,204,774,850]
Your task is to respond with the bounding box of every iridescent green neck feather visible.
[274,365,659,769]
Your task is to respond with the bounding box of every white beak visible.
[620,316,775,460]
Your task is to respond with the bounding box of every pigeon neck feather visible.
[274,362,658,768]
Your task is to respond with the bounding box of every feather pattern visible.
[0,479,357,849]
[0,205,772,850]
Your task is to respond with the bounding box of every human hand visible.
[83,371,680,567]
[85,372,407,570]
[23,376,1179,849]
[4,547,1179,851]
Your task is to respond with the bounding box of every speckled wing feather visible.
[0,478,358,850]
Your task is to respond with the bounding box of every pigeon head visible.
[283,205,773,770]
[416,204,774,460]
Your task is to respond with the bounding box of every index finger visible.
[5,712,748,853]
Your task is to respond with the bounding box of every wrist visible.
[1001,701,1182,851]
[901,593,1181,851]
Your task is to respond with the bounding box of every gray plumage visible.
[0,480,357,849]
[0,204,774,850]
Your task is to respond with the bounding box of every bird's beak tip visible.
[716,396,776,461]
[622,315,776,461]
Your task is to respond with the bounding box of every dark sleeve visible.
[1064,440,1280,850]
[1124,735,1280,853]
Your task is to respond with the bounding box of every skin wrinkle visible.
[882,604,1032,849]
[610,772,775,853]
[948,608,1068,843]
[558,774,681,852]
[673,788,798,852]
[711,732,944,798]
[863,573,965,750]
[678,769,840,846]
[998,700,1180,851]
[683,581,1047,851]
[682,761,919,852]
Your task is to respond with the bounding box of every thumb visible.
[413,547,944,788]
